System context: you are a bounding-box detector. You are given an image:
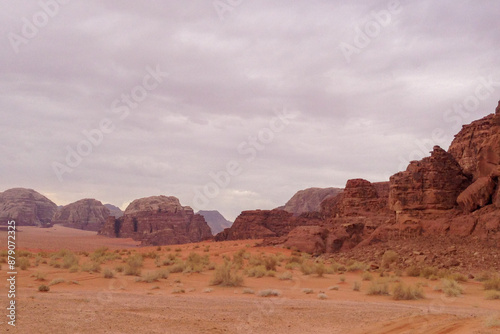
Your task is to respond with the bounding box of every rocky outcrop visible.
[448,102,500,180]
[0,188,57,226]
[53,199,110,231]
[215,209,322,241]
[104,204,123,218]
[457,177,497,212]
[197,210,232,234]
[99,196,212,246]
[389,146,470,211]
[281,187,343,216]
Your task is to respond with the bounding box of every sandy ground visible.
[1,226,499,333]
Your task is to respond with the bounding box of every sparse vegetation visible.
[124,254,144,276]
[392,282,425,300]
[49,278,66,286]
[38,285,50,292]
[81,261,101,273]
[17,257,30,270]
[367,280,389,296]
[406,265,421,277]
[258,289,281,297]
[210,261,244,287]
[484,276,500,291]
[103,268,115,279]
[172,288,185,294]
[328,286,340,291]
[278,271,293,280]
[353,281,361,291]
[318,293,327,300]
[441,279,464,297]
[242,288,255,294]
[32,271,47,281]
[485,291,500,300]
[362,272,373,281]
[302,288,313,294]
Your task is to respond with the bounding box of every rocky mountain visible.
[281,187,343,216]
[197,210,232,234]
[222,101,500,256]
[53,199,110,231]
[0,188,57,227]
[104,204,123,218]
[99,195,212,246]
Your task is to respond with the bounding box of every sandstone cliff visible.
[99,195,212,246]
[0,188,57,226]
[53,199,110,231]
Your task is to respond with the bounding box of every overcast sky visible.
[1,0,499,221]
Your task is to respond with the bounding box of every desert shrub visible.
[328,286,339,291]
[115,265,124,273]
[315,263,326,277]
[210,261,243,287]
[448,273,468,283]
[49,278,66,286]
[406,265,421,277]
[300,262,315,275]
[90,247,109,262]
[279,271,293,280]
[242,288,255,294]
[485,291,500,300]
[441,279,464,297]
[382,250,398,268]
[362,272,373,281]
[264,256,278,271]
[347,261,367,272]
[18,257,31,270]
[103,268,115,279]
[204,246,210,253]
[184,252,209,273]
[172,288,185,294]
[232,249,246,268]
[32,271,47,281]
[258,289,281,297]
[168,261,186,273]
[81,261,101,273]
[286,256,303,265]
[62,252,79,269]
[38,285,50,292]
[175,248,182,252]
[420,266,438,279]
[484,276,500,291]
[302,288,314,294]
[476,271,496,282]
[124,254,144,276]
[69,265,79,273]
[353,281,361,291]
[367,281,389,296]
[143,251,158,260]
[139,272,161,283]
[392,282,425,300]
[339,275,346,283]
[318,293,327,300]
[203,288,214,293]
[246,265,268,278]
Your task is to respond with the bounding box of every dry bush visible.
[485,291,500,300]
[258,289,281,297]
[353,281,361,291]
[406,265,421,277]
[210,261,243,287]
[278,271,293,280]
[38,285,50,292]
[49,278,66,286]
[392,282,425,300]
[484,276,500,291]
[382,250,398,268]
[103,268,115,279]
[441,279,464,297]
[367,280,389,296]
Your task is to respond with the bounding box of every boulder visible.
[53,199,111,231]
[457,177,496,212]
[0,188,57,226]
[283,226,328,254]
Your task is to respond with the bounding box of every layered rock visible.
[0,188,57,226]
[389,146,470,211]
[53,199,110,231]
[104,204,123,218]
[281,187,343,216]
[448,102,500,180]
[457,177,496,212]
[197,210,232,234]
[100,196,212,246]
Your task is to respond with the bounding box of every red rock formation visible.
[0,188,57,227]
[281,187,343,216]
[457,177,496,212]
[389,146,470,211]
[99,196,212,246]
[53,199,111,231]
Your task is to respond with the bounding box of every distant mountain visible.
[0,188,58,227]
[53,199,110,231]
[281,187,343,216]
[197,210,233,234]
[104,204,123,218]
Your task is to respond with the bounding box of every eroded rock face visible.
[0,188,57,226]
[389,146,470,211]
[53,199,110,231]
[214,209,322,241]
[448,104,500,180]
[282,187,343,216]
[457,177,496,212]
[99,196,212,245]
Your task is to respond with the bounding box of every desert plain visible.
[1,226,500,334]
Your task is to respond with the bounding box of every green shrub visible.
[392,282,425,300]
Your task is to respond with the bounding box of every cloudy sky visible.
[1,0,499,221]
